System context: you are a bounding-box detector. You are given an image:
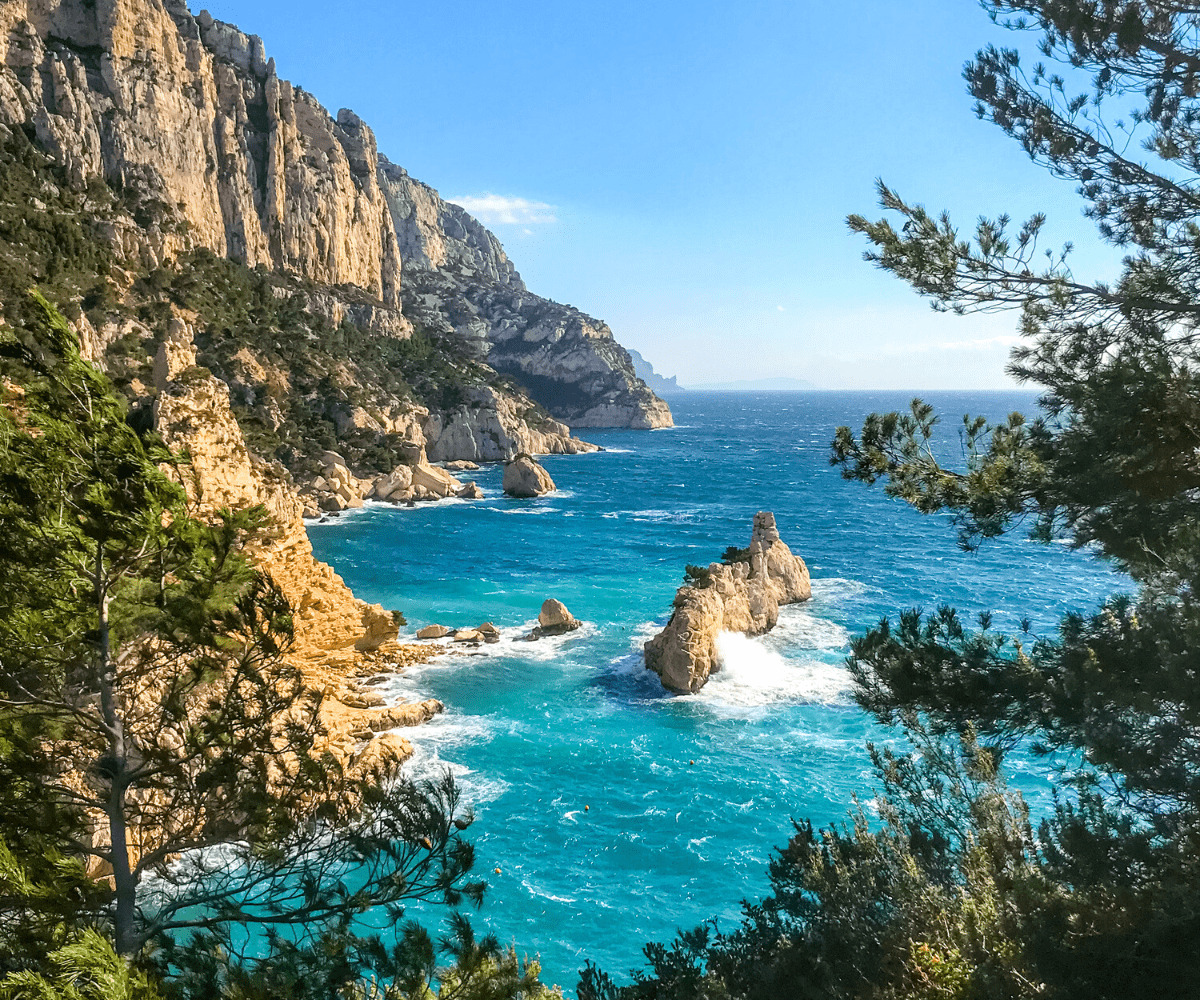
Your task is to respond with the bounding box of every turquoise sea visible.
[307,390,1124,992]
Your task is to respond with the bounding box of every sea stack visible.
[503,455,556,497]
[644,512,811,694]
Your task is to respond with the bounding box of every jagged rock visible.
[645,512,811,694]
[476,622,501,644]
[351,731,414,776]
[365,699,445,732]
[453,628,483,642]
[503,455,556,498]
[416,624,452,640]
[457,482,484,500]
[423,385,598,462]
[372,465,414,501]
[152,317,197,389]
[444,460,480,471]
[411,461,463,499]
[340,690,386,709]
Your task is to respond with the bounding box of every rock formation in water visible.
[524,599,582,640]
[644,513,811,694]
[0,0,670,431]
[503,454,556,497]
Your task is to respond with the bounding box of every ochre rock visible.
[502,455,556,498]
[645,512,811,693]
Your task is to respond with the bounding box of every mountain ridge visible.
[0,0,671,430]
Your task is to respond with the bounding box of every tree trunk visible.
[95,540,137,956]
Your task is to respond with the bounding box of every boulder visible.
[457,481,484,500]
[503,455,556,498]
[445,460,481,471]
[372,465,413,501]
[524,599,582,639]
[644,512,811,694]
[476,622,501,644]
[366,699,445,731]
[416,624,452,639]
[411,462,463,499]
[453,628,483,642]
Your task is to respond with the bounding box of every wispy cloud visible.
[447,193,558,225]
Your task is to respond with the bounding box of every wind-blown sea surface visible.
[307,390,1124,992]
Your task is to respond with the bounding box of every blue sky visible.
[199,0,1123,388]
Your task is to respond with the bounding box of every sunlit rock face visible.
[645,513,811,694]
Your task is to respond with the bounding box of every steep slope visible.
[0,0,671,429]
[381,161,672,428]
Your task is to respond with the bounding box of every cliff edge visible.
[0,0,670,429]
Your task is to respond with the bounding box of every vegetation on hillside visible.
[582,3,1200,997]
[0,290,559,996]
[0,123,554,483]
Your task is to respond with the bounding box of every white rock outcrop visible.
[502,455,556,498]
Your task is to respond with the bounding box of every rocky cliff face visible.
[0,0,670,429]
[150,310,444,775]
[381,161,673,429]
[645,513,811,694]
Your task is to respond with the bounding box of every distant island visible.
[689,376,818,391]
[627,349,686,395]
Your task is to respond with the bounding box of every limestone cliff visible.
[0,0,671,430]
[381,161,673,429]
[645,513,811,693]
[150,312,442,773]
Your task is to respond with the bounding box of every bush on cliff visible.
[582,3,1200,997]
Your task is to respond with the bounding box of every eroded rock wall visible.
[0,0,401,303]
[381,159,673,430]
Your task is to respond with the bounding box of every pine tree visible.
[0,293,481,976]
[584,4,1200,997]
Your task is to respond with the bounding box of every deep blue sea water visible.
[307,390,1124,993]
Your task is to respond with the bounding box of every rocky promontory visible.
[644,513,811,694]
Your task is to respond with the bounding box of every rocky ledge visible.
[644,513,811,694]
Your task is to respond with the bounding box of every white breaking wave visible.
[767,604,851,652]
[697,631,852,709]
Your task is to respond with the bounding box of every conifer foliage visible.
[583,3,1200,997]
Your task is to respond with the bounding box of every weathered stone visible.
[416,624,452,639]
[502,455,556,498]
[365,699,444,732]
[457,481,484,500]
[645,513,811,694]
[524,599,582,640]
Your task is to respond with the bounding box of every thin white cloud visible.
[776,305,786,312]
[447,193,557,225]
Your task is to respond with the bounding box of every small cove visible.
[308,390,1124,991]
